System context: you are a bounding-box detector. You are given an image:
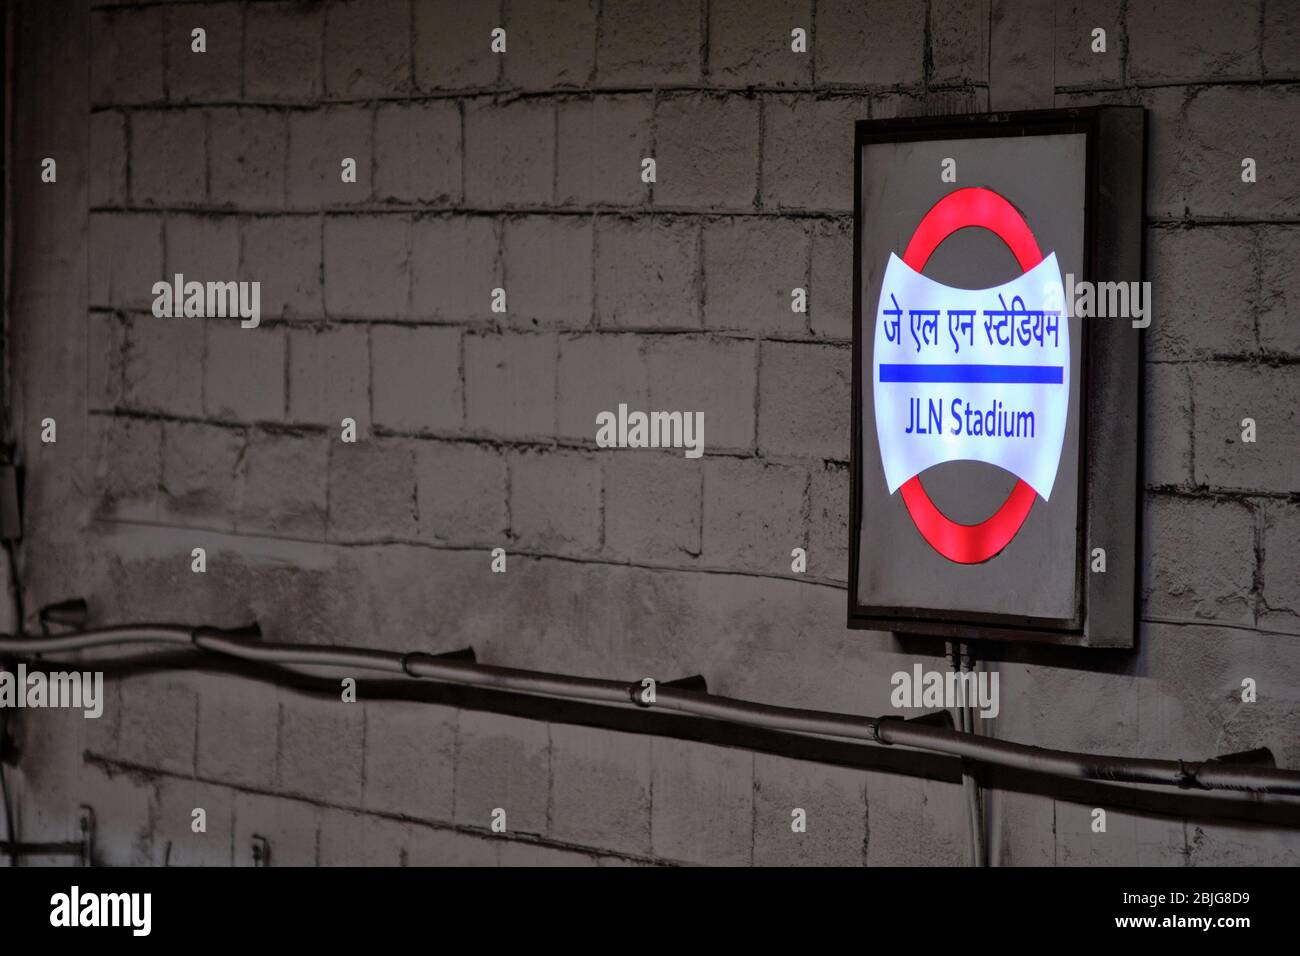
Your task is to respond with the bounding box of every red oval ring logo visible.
[894,187,1045,565]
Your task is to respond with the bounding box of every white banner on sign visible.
[872,252,1070,499]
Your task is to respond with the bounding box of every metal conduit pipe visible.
[3,625,1300,800]
[875,721,1296,795]
[399,655,633,703]
[6,625,196,653]
[195,633,411,675]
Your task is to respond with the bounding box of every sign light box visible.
[849,107,1145,648]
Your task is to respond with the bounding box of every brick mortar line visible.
[92,204,862,219]
[1251,498,1268,626]
[1258,0,1268,79]
[88,402,1292,468]
[90,513,854,590]
[90,205,1300,226]
[1145,485,1300,504]
[922,0,933,92]
[84,506,1300,615]
[448,704,462,827]
[86,74,1300,117]
[697,0,709,83]
[91,402,855,453]
[1183,363,1198,487]
[1118,0,1131,88]
[1059,77,1300,93]
[89,84,964,112]
[1149,218,1300,227]
[83,753,669,867]
[809,0,819,87]
[405,0,417,102]
[1141,613,1300,640]
[96,307,1300,361]
[236,0,249,102]
[984,0,993,94]
[1143,354,1300,366]
[94,311,860,347]
[591,0,604,87]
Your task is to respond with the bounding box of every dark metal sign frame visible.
[849,107,1146,649]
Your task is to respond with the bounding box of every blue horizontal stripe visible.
[879,364,1064,384]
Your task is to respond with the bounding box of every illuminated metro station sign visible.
[873,188,1069,564]
[849,108,1145,648]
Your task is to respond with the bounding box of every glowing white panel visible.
[872,252,1070,499]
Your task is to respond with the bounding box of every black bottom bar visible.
[0,866,1287,942]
